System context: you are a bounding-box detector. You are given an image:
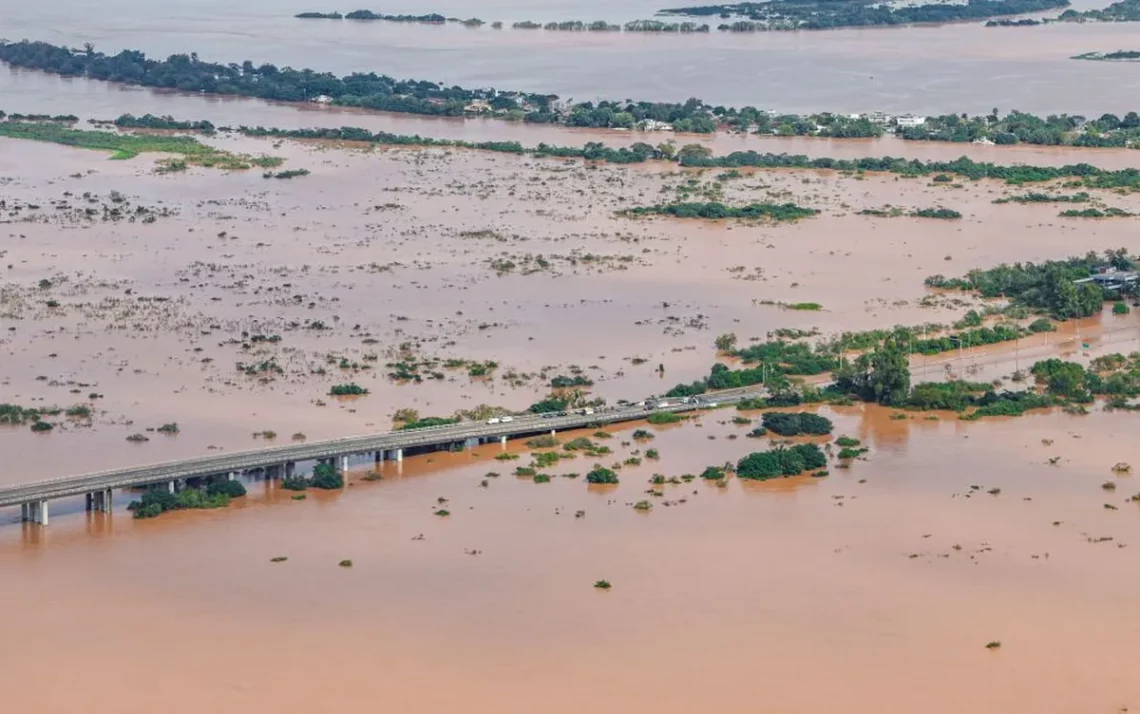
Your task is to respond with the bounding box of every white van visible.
[486,417,501,425]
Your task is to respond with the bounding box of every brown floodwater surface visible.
[5,134,1140,480]
[2,406,1140,713]
[4,125,1140,714]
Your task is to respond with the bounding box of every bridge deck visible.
[0,388,762,508]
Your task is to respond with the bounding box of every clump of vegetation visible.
[622,201,817,222]
[594,579,612,589]
[525,434,560,448]
[129,479,247,519]
[400,416,460,430]
[156,422,179,434]
[985,641,1002,650]
[339,559,353,568]
[434,509,451,516]
[633,500,653,511]
[699,466,726,480]
[761,411,833,436]
[329,383,369,396]
[835,436,861,447]
[736,444,827,480]
[586,467,619,484]
[0,118,281,170]
[631,429,654,440]
[281,462,344,491]
[646,412,683,425]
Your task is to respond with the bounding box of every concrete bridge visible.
[2,388,764,527]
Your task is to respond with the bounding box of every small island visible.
[1072,50,1140,61]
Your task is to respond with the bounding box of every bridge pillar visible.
[500,435,507,446]
[341,455,350,472]
[100,489,112,514]
[228,471,236,481]
[463,437,479,449]
[25,500,48,525]
[375,451,383,463]
[167,480,176,494]
[393,448,403,462]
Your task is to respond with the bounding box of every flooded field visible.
[3,405,1140,713]
[4,132,1140,480]
[3,99,1140,712]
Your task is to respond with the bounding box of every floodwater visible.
[5,133,1140,480]
[5,0,1140,118]
[2,405,1140,713]
[3,22,1140,705]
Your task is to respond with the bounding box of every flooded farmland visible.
[4,10,1140,707]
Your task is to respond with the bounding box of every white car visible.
[500,416,514,423]
[486,418,501,425]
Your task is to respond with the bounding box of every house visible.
[897,114,927,128]
[464,99,491,114]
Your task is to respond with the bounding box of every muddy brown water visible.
[2,405,1140,713]
[4,127,1140,713]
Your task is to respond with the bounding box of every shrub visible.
[631,429,654,440]
[633,500,652,510]
[736,444,827,480]
[837,447,869,459]
[532,451,561,468]
[311,462,344,489]
[761,412,833,436]
[594,580,612,589]
[835,436,861,447]
[30,420,54,432]
[400,416,459,430]
[586,467,619,484]
[534,474,551,483]
[1113,301,1131,315]
[207,479,247,498]
[746,427,768,438]
[515,466,537,476]
[645,448,660,459]
[330,383,369,396]
[646,411,682,425]
[699,466,726,480]
[525,435,559,448]
[157,422,180,434]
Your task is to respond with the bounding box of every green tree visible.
[714,333,738,353]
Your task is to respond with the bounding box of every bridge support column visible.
[228,471,236,481]
[463,437,479,449]
[86,490,112,513]
[167,480,176,494]
[395,448,403,462]
[341,455,349,472]
[285,461,295,479]
[500,435,507,446]
[25,500,48,525]
[375,451,383,463]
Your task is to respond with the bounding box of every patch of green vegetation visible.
[736,444,827,480]
[129,479,247,519]
[646,411,683,425]
[761,412,833,436]
[620,201,817,222]
[586,467,619,484]
[0,120,280,170]
[400,416,461,430]
[329,383,369,396]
